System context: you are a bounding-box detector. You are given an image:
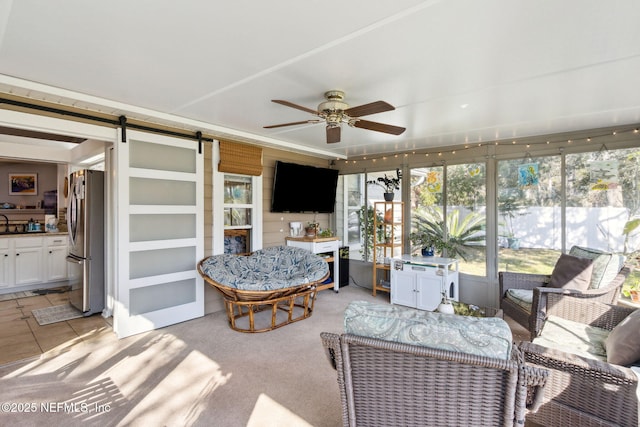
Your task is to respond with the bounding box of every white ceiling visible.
[1,0,639,159]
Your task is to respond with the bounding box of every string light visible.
[341,125,640,165]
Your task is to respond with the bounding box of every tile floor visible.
[0,289,112,366]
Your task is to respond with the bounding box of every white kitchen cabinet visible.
[0,234,69,293]
[0,239,11,289]
[14,236,44,286]
[390,256,459,311]
[45,236,68,282]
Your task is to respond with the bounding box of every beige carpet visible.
[0,285,528,427]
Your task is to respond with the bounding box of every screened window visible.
[446,163,486,276]
[410,166,444,256]
[345,170,402,262]
[566,148,640,255]
[411,164,486,276]
[497,155,562,274]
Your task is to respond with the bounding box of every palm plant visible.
[411,207,485,261]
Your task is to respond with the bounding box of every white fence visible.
[503,206,638,253]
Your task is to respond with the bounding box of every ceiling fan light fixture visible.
[265,89,405,144]
[318,90,348,115]
[325,112,343,127]
[318,100,348,113]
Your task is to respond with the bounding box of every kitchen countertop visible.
[0,231,68,238]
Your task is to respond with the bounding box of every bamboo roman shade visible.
[218,140,263,176]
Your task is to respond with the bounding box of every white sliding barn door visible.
[113,129,204,338]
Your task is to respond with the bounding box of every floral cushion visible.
[199,246,329,291]
[532,315,609,361]
[344,300,513,360]
[568,246,625,290]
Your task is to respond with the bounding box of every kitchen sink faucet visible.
[0,214,8,232]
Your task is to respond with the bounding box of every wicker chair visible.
[198,246,329,332]
[320,332,548,427]
[499,265,630,340]
[519,296,638,427]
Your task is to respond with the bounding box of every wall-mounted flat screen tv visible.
[271,161,339,213]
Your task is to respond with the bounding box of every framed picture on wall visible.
[9,173,38,195]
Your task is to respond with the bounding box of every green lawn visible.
[457,247,560,276]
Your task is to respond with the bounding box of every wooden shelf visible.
[373,283,391,293]
[372,201,403,297]
[317,282,335,292]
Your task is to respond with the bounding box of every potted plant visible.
[356,205,384,261]
[410,231,438,256]
[410,207,485,260]
[318,228,333,238]
[367,169,402,201]
[305,222,319,237]
[622,282,640,303]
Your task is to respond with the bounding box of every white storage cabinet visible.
[390,256,459,311]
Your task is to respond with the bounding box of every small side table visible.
[285,236,342,292]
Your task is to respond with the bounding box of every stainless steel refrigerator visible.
[67,170,105,315]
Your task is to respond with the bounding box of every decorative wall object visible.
[9,173,37,195]
[590,160,619,191]
[425,170,443,193]
[518,163,539,187]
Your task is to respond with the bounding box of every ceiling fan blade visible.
[326,126,341,144]
[271,100,318,115]
[264,120,321,129]
[344,101,395,117]
[353,119,406,135]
